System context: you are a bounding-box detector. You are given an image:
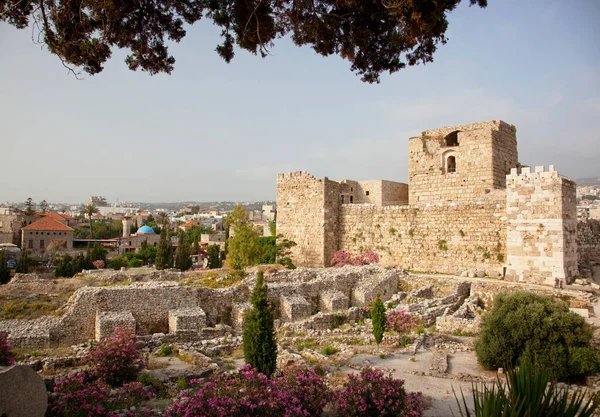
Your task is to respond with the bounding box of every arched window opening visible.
[444,131,460,147]
[447,156,456,173]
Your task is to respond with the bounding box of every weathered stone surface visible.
[169,308,207,334]
[95,310,136,341]
[281,295,311,322]
[319,290,349,312]
[0,365,48,417]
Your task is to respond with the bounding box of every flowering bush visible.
[47,372,155,417]
[167,364,331,417]
[275,364,331,416]
[92,259,105,269]
[86,327,147,386]
[0,331,15,366]
[330,250,380,267]
[332,367,423,417]
[386,311,420,334]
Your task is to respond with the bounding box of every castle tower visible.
[276,171,341,267]
[408,120,518,205]
[122,216,133,238]
[505,166,578,285]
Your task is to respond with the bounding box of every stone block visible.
[0,365,48,417]
[319,291,349,313]
[569,308,589,319]
[95,311,136,341]
[168,308,207,334]
[231,303,252,331]
[280,295,311,322]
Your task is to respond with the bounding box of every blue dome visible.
[137,225,155,234]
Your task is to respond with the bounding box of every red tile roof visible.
[23,217,74,232]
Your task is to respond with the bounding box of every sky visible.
[0,0,599,204]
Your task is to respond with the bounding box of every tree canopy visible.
[0,0,486,83]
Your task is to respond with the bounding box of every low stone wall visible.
[435,316,481,335]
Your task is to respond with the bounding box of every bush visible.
[86,327,147,386]
[475,291,600,380]
[386,311,419,334]
[109,256,127,270]
[47,372,155,417]
[128,258,143,268]
[0,331,15,366]
[166,364,329,417]
[330,250,379,267]
[332,367,423,417]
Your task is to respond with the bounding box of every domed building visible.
[115,217,161,254]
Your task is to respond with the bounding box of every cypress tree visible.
[243,271,277,377]
[155,227,173,270]
[15,251,30,274]
[175,230,193,271]
[371,293,386,345]
[0,251,10,284]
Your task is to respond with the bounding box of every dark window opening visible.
[366,191,370,196]
[40,240,44,249]
[447,156,456,173]
[350,196,354,203]
[28,240,33,249]
[444,131,460,147]
[341,195,345,203]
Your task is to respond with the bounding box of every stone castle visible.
[277,120,599,286]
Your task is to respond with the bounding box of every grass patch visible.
[320,345,339,356]
[182,269,246,289]
[295,338,318,351]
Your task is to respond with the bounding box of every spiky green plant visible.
[454,364,598,417]
[371,293,386,345]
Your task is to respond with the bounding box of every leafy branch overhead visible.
[0,0,487,82]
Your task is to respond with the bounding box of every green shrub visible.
[475,291,600,380]
[128,258,143,268]
[176,376,188,390]
[320,345,338,356]
[158,344,172,357]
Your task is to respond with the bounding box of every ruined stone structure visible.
[277,120,595,286]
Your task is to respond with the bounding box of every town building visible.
[21,217,74,257]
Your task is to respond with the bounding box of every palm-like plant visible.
[454,364,598,417]
[82,204,99,239]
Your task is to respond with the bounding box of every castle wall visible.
[408,120,517,205]
[338,201,506,274]
[505,166,578,285]
[577,220,600,270]
[338,180,408,206]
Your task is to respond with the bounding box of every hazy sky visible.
[1,0,599,204]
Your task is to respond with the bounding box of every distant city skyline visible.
[1,0,598,203]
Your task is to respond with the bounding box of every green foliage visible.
[138,371,167,398]
[226,205,262,270]
[482,252,491,260]
[89,243,107,262]
[269,221,276,237]
[175,230,193,271]
[459,229,466,237]
[206,244,222,269]
[54,253,93,278]
[475,291,600,380]
[158,344,172,357]
[371,293,386,345]
[184,225,214,247]
[155,227,173,270]
[454,364,598,417]
[389,227,397,235]
[242,271,277,377]
[176,376,188,390]
[137,241,157,264]
[1,0,488,84]
[24,197,35,215]
[320,345,338,356]
[109,256,127,270]
[127,258,143,268]
[0,251,10,284]
[15,251,31,273]
[438,240,448,250]
[497,253,504,262]
[257,236,277,264]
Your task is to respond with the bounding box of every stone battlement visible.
[277,171,320,182]
[506,165,559,182]
[419,119,515,139]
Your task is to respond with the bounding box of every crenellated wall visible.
[505,165,578,285]
[577,220,600,272]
